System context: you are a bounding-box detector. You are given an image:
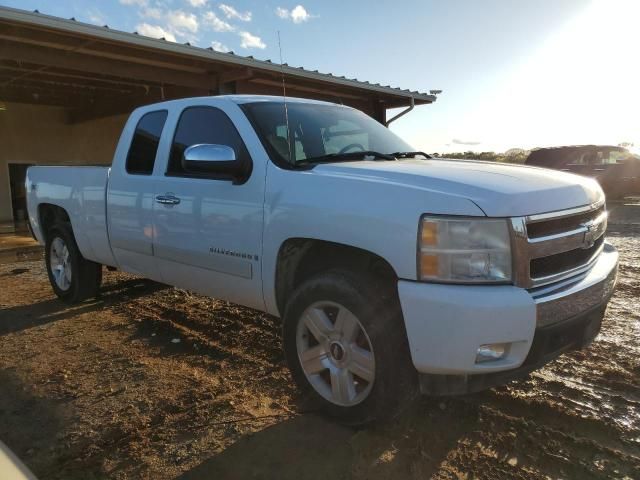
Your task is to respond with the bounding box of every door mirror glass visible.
[182,144,238,176]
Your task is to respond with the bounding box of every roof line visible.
[0,6,437,104]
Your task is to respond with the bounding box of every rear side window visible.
[167,106,250,176]
[125,110,168,175]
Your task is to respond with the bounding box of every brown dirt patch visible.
[0,203,638,479]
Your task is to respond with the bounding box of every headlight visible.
[418,216,512,283]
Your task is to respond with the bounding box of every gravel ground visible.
[0,203,638,479]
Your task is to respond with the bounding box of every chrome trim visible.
[528,242,604,287]
[525,200,605,224]
[527,211,607,258]
[533,244,618,327]
[529,226,587,243]
[509,217,530,287]
[528,229,588,258]
[155,194,181,206]
[528,271,589,299]
[184,143,236,162]
[510,201,607,288]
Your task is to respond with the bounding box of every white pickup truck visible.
[26,95,618,424]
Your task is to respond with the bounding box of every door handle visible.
[155,194,181,206]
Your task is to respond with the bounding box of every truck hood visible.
[312,158,604,217]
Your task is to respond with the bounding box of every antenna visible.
[277,30,293,163]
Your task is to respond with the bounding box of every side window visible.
[167,106,250,176]
[125,110,168,175]
[608,151,628,164]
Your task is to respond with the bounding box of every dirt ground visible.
[0,203,638,480]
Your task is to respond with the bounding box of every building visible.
[0,6,437,227]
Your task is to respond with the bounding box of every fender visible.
[261,161,485,315]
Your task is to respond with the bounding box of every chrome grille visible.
[530,236,604,278]
[510,201,607,288]
[526,205,605,239]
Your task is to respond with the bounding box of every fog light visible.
[475,343,510,363]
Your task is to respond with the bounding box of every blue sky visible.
[2,0,638,153]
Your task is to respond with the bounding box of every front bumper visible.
[397,242,618,391]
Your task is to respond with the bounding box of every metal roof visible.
[0,5,438,106]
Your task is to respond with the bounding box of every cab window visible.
[125,110,168,175]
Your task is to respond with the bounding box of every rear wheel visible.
[283,269,417,426]
[45,223,102,303]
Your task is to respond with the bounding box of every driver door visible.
[152,102,266,310]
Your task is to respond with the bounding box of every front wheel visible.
[282,269,417,426]
[45,223,102,303]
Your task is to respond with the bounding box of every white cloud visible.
[167,10,199,33]
[238,31,266,49]
[136,23,177,42]
[136,9,198,41]
[203,11,234,32]
[276,5,312,23]
[211,40,230,52]
[219,4,251,22]
[290,5,311,23]
[87,10,106,25]
[452,138,481,146]
[187,0,207,7]
[141,7,163,19]
[120,0,147,6]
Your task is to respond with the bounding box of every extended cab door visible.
[107,109,168,280]
[151,101,266,310]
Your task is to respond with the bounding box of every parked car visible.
[525,145,640,199]
[26,96,618,425]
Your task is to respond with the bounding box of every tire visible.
[45,223,102,303]
[282,269,417,426]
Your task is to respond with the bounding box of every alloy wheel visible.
[50,237,72,291]
[295,301,375,406]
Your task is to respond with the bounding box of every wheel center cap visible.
[329,341,345,361]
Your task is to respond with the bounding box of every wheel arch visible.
[38,203,71,241]
[273,238,399,316]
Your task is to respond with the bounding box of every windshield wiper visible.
[392,151,432,159]
[296,151,397,166]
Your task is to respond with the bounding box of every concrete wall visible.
[0,103,127,222]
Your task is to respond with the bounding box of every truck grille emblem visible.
[581,221,597,249]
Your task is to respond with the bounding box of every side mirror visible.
[182,144,240,177]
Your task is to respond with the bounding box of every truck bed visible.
[26,166,116,267]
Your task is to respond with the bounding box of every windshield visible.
[241,101,415,166]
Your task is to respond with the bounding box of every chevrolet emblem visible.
[581,221,597,249]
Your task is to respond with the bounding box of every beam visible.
[0,62,164,90]
[218,67,253,85]
[66,99,153,123]
[248,76,365,101]
[66,84,207,123]
[0,72,136,95]
[0,40,216,90]
[0,24,209,75]
[0,85,91,106]
[0,81,176,111]
[0,76,139,100]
